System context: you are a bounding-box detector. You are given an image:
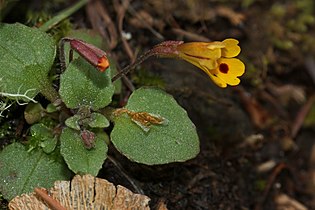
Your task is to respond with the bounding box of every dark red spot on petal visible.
[219,63,229,74]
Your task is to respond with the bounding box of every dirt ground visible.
[1,0,315,209]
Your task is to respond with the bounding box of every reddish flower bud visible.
[60,38,110,72]
[80,129,95,149]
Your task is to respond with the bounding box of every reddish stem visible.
[34,188,67,210]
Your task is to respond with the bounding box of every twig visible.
[114,0,135,63]
[172,28,210,42]
[86,0,118,49]
[127,3,164,40]
[291,94,315,138]
[116,65,136,92]
[34,188,66,210]
[107,155,144,194]
[254,162,288,210]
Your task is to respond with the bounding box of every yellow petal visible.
[198,58,219,71]
[218,75,241,86]
[218,58,245,76]
[206,41,225,50]
[178,52,220,73]
[209,73,228,88]
[214,58,245,86]
[177,42,222,60]
[198,63,228,88]
[222,38,241,58]
[179,54,218,76]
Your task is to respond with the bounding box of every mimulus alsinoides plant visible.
[112,38,245,88]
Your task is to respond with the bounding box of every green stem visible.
[39,0,89,32]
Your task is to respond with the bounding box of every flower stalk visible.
[112,38,245,88]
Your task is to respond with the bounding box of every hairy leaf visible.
[0,23,56,102]
[111,87,200,165]
[0,143,71,200]
[60,128,108,175]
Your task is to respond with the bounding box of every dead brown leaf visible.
[86,0,118,50]
[275,193,308,210]
[216,6,245,26]
[237,87,272,129]
[9,174,150,210]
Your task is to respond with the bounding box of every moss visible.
[269,0,315,53]
[303,104,315,128]
[255,179,267,191]
[26,11,72,42]
[131,67,166,89]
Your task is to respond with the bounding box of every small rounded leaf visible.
[88,112,110,128]
[60,128,108,175]
[111,87,200,165]
[59,57,115,110]
[65,114,81,131]
[0,143,71,200]
[0,23,56,101]
[24,103,44,124]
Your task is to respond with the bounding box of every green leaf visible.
[0,143,72,200]
[39,0,89,32]
[29,123,57,154]
[65,114,81,130]
[46,103,58,113]
[65,112,110,130]
[0,23,56,102]
[24,103,44,124]
[60,128,108,175]
[111,87,200,165]
[41,136,58,154]
[59,57,115,110]
[88,112,110,128]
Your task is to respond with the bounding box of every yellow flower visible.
[176,38,245,88]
